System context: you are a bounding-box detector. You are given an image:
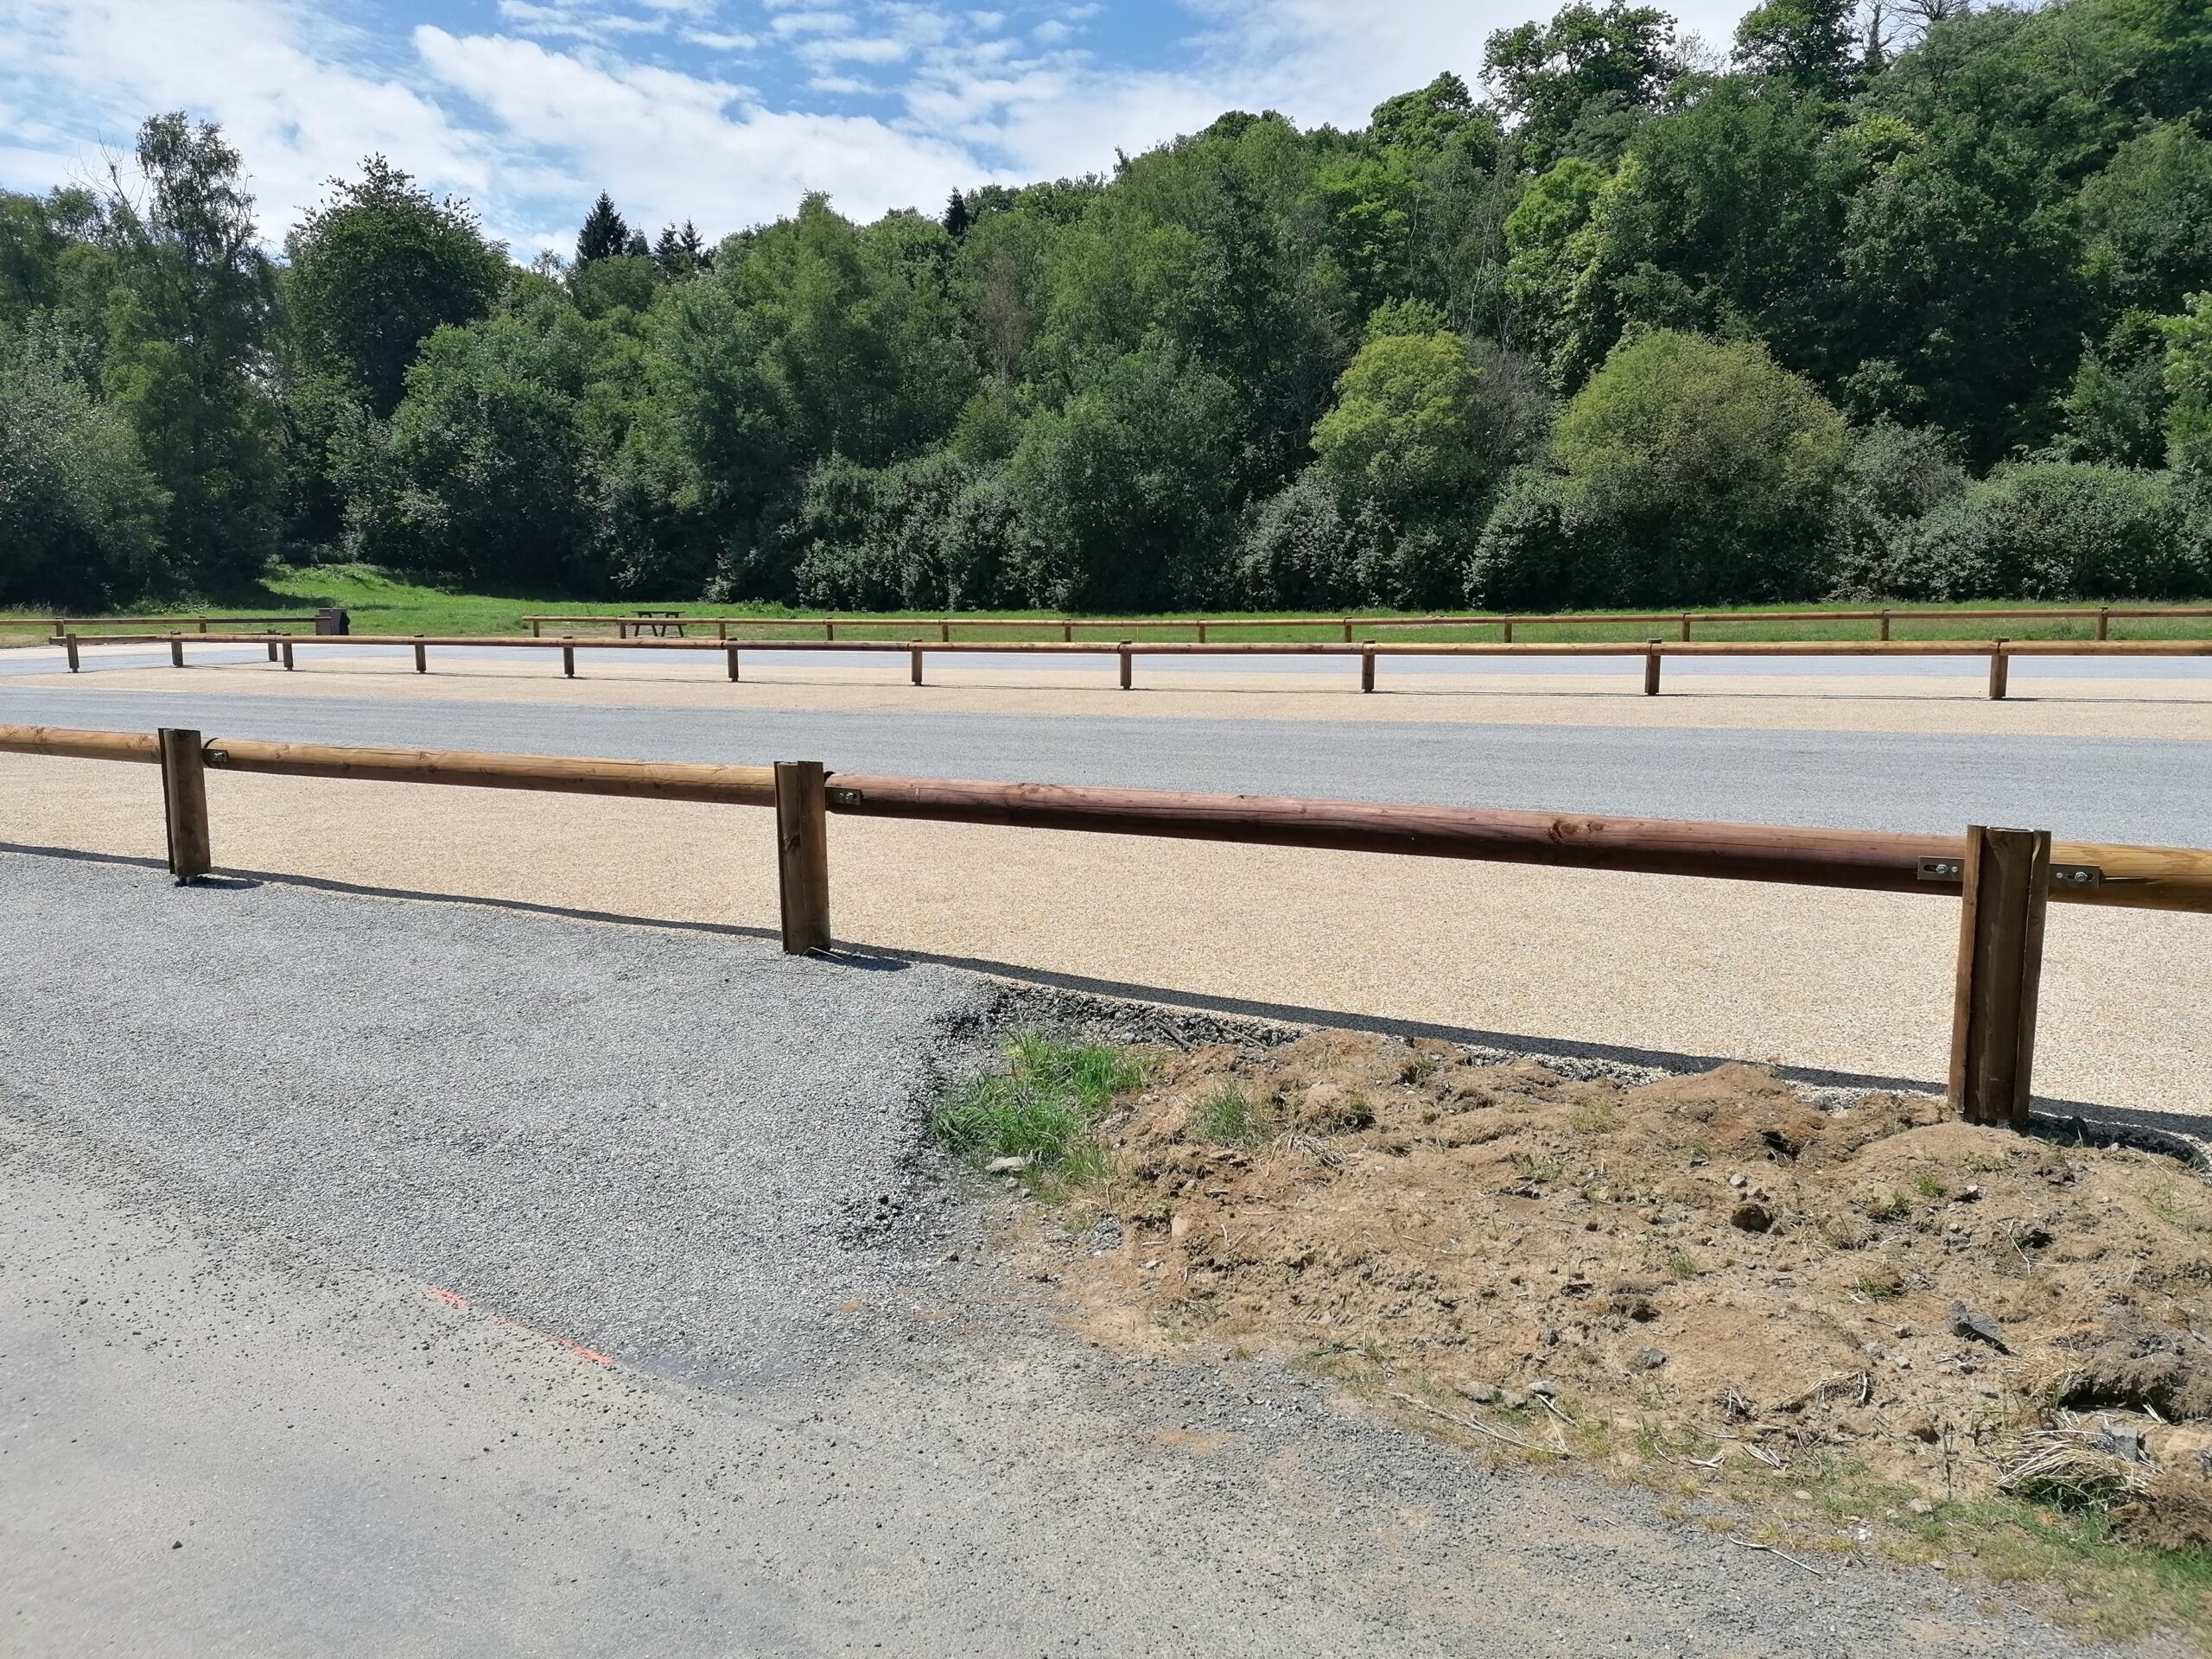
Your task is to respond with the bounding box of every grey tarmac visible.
[2,683,2207,843]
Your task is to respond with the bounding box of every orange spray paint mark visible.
[425,1286,468,1308]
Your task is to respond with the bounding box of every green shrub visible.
[1889,463,2207,599]
[1827,419,1971,596]
[1469,329,1850,607]
[788,449,1023,610]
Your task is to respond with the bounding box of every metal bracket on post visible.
[157,727,212,882]
[1948,825,2050,1130]
[775,760,831,955]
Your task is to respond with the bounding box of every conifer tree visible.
[575,192,628,264]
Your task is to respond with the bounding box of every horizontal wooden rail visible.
[5,721,2208,914]
[515,604,2212,639]
[820,776,2212,916]
[41,614,319,634]
[200,738,778,805]
[0,723,161,761]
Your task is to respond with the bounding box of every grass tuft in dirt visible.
[1191,1084,1275,1147]
[928,1030,1144,1181]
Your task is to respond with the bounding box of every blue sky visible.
[0,0,1752,259]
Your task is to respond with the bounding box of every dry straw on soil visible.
[1016,1032,2212,1549]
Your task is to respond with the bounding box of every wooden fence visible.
[56,630,2212,700]
[516,604,2212,642]
[41,611,347,637]
[4,721,2209,1131]
[32,602,2212,643]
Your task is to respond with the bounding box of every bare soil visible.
[1019,1032,2212,1548]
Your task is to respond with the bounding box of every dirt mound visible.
[1020,1031,2212,1503]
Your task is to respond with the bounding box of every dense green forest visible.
[3,0,2209,613]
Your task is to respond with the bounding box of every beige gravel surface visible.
[6,753,2206,1122]
[13,647,2212,738]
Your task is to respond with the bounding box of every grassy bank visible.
[4,563,2210,648]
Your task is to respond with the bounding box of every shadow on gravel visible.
[3,837,2197,1144]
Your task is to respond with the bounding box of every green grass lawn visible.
[3,563,2209,647]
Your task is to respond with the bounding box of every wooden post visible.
[1644,643,1662,696]
[156,728,212,882]
[65,634,79,673]
[1679,614,1692,641]
[1196,620,1209,642]
[1119,645,1133,690]
[531,619,543,637]
[1360,648,1376,693]
[1988,642,2009,700]
[267,641,280,663]
[774,760,831,954]
[911,647,924,686]
[940,618,950,643]
[2095,607,2110,641]
[280,639,295,671]
[1878,609,1891,642]
[1948,825,2050,1129]
[727,645,741,682]
[414,639,427,674]
[1061,619,1073,642]
[1341,619,1352,642]
[1501,618,1515,643]
[825,619,836,640]
[169,636,184,667]
[198,619,210,635]
[716,620,728,641]
[563,640,575,678]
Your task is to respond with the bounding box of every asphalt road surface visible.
[3,682,2206,843]
[0,852,2164,1658]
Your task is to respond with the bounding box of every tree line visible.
[3,0,2209,613]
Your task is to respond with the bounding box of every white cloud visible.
[414,25,979,248]
[0,0,1767,260]
[0,0,498,234]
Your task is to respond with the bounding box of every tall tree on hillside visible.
[101,111,277,586]
[652,219,713,281]
[285,157,509,417]
[943,189,972,238]
[576,193,630,264]
[1484,1,1684,168]
[1732,0,1858,99]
